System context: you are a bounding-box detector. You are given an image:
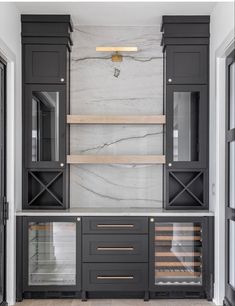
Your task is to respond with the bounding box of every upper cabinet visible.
[24,45,67,84]
[162,16,210,86]
[161,16,210,210]
[166,45,208,85]
[22,15,73,209]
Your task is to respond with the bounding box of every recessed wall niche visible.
[70,26,163,208]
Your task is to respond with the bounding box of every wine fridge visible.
[149,217,214,299]
[21,216,81,293]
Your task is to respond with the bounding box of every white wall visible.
[0,2,21,305]
[209,2,235,305]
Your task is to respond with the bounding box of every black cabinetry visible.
[149,216,214,300]
[166,45,208,85]
[162,16,210,209]
[82,217,149,300]
[22,15,73,209]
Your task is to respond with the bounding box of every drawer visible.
[83,234,148,262]
[83,263,148,291]
[82,217,148,234]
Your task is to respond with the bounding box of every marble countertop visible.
[16,207,214,216]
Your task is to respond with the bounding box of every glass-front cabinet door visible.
[23,217,81,291]
[24,85,66,169]
[149,217,212,297]
[166,85,208,169]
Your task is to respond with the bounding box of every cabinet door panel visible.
[83,263,148,291]
[166,85,208,169]
[82,234,148,262]
[25,45,67,84]
[166,45,208,85]
[149,216,213,297]
[83,217,148,234]
[24,84,66,169]
[23,216,81,291]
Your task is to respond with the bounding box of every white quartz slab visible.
[70,125,163,155]
[70,164,163,208]
[70,26,162,209]
[16,208,214,217]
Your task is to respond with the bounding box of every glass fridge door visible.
[154,222,202,285]
[28,221,76,286]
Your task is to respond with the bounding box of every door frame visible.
[213,30,234,305]
[0,57,7,306]
[224,49,235,306]
[0,36,18,305]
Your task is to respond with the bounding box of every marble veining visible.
[70,26,163,208]
[70,125,163,155]
[70,165,162,208]
[70,26,163,115]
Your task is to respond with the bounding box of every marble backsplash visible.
[70,25,163,208]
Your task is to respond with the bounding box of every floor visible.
[16,299,216,306]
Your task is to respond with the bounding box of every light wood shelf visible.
[67,115,166,125]
[155,236,201,241]
[155,226,201,231]
[155,271,201,277]
[155,252,201,257]
[155,262,201,267]
[67,155,165,164]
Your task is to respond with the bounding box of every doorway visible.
[0,58,7,306]
[224,49,235,306]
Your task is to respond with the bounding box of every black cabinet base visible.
[22,291,82,299]
[82,291,149,300]
[21,291,149,300]
[150,291,206,299]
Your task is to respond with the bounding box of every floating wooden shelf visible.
[67,155,165,164]
[67,115,166,125]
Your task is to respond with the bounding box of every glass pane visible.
[229,141,235,208]
[229,220,235,288]
[32,92,59,162]
[154,222,202,285]
[28,222,76,286]
[230,62,235,129]
[173,92,199,162]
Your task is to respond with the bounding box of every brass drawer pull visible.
[97,247,134,251]
[97,224,134,228]
[97,276,134,280]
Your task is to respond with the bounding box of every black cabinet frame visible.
[149,216,214,300]
[24,84,66,169]
[21,216,81,293]
[166,85,208,169]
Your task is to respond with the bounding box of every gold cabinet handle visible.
[97,224,134,228]
[97,247,134,251]
[97,276,134,280]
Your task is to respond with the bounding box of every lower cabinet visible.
[83,263,148,291]
[149,216,214,300]
[82,217,149,300]
[16,215,214,301]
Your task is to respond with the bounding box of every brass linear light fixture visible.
[96,46,138,62]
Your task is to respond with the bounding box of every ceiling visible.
[14,2,217,26]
